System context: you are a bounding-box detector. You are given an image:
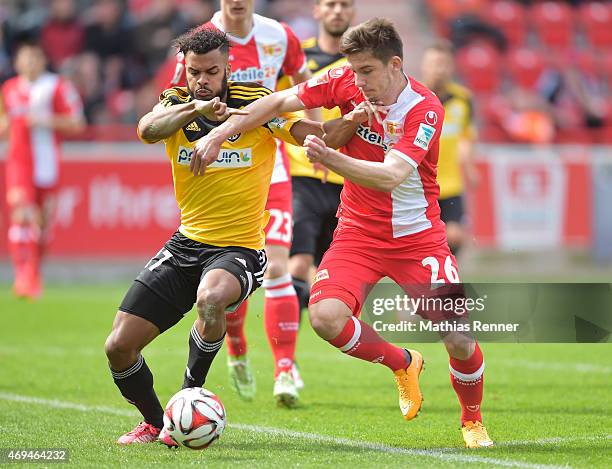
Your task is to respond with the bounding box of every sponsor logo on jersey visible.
[312,268,329,285]
[356,125,389,152]
[177,146,253,168]
[230,66,278,84]
[413,123,436,151]
[267,117,288,129]
[177,146,193,166]
[329,67,345,78]
[186,121,201,132]
[425,110,438,126]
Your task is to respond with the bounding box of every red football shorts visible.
[5,160,57,207]
[309,222,462,320]
[264,181,293,249]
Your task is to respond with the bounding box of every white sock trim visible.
[339,317,361,353]
[265,285,296,298]
[263,273,293,289]
[110,354,144,379]
[449,361,485,382]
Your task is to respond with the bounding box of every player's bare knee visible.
[196,288,227,321]
[265,259,287,279]
[104,331,139,366]
[308,303,342,339]
[289,255,311,280]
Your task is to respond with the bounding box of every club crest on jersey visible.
[262,43,283,56]
[425,110,438,126]
[413,123,436,151]
[385,121,404,137]
[177,146,253,168]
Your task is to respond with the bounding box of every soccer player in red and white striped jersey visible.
[0,42,84,299]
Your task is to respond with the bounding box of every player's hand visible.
[304,134,330,166]
[191,132,224,176]
[347,99,389,127]
[194,97,249,122]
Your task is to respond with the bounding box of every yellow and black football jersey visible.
[437,81,477,200]
[284,38,346,185]
[152,82,300,250]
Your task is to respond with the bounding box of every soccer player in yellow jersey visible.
[103,27,355,446]
[421,40,479,255]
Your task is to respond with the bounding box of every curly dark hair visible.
[173,26,231,56]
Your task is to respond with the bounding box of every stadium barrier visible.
[0,143,610,261]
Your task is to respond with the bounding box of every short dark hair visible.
[173,27,230,57]
[425,39,455,56]
[340,18,403,63]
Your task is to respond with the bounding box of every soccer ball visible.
[162,387,226,449]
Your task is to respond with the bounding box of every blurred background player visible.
[286,0,355,321]
[166,0,313,405]
[0,41,84,299]
[421,39,478,256]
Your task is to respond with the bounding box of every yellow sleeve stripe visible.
[160,87,190,103]
[231,85,272,95]
[230,91,271,100]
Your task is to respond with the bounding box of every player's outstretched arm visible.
[191,89,306,175]
[304,135,413,192]
[288,116,358,149]
[138,98,246,144]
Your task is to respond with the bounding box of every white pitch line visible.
[0,392,574,469]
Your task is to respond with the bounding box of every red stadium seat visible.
[506,47,546,89]
[486,1,527,47]
[579,2,612,49]
[531,1,574,49]
[456,43,502,93]
[428,0,487,36]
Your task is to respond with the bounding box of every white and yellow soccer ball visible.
[162,387,226,449]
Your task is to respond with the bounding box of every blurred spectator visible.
[0,7,13,83]
[538,55,607,132]
[133,0,190,75]
[267,0,317,39]
[83,0,134,83]
[493,88,556,144]
[67,52,107,123]
[450,14,507,52]
[40,0,85,71]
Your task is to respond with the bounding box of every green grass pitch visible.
[0,284,610,468]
